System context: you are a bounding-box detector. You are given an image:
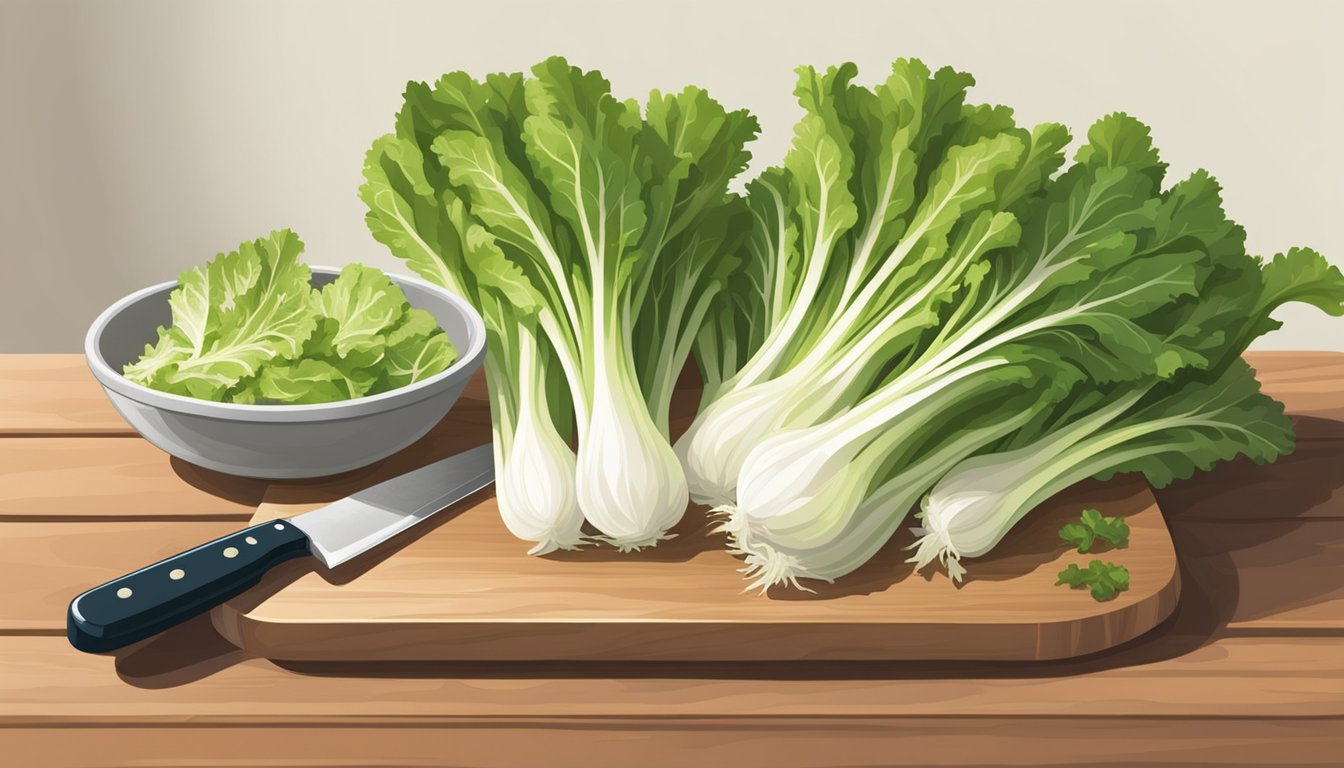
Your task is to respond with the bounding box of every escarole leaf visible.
[155,229,316,400]
[1239,248,1344,347]
[633,87,759,432]
[257,359,369,404]
[312,264,411,363]
[360,134,466,295]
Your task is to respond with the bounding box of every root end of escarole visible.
[904,526,967,583]
[738,548,826,595]
[708,503,746,537]
[594,531,679,553]
[714,505,829,595]
[526,533,594,556]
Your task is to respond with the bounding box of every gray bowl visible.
[85,266,487,479]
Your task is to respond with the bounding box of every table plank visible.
[2,635,1342,720]
[1155,440,1344,521]
[0,355,131,435]
[0,521,240,632]
[1245,351,1344,439]
[5,720,1341,768]
[1178,519,1344,631]
[0,439,265,521]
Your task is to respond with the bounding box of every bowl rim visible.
[85,265,488,423]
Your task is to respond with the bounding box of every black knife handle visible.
[67,520,310,653]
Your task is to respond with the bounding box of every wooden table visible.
[2,353,1341,767]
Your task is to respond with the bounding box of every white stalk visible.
[719,358,1015,587]
[730,411,1028,592]
[910,390,1146,580]
[734,356,1010,531]
[575,190,689,549]
[675,373,806,506]
[576,362,689,549]
[677,195,1012,507]
[494,329,584,555]
[674,234,963,505]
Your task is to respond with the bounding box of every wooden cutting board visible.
[211,381,1180,662]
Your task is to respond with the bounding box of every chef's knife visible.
[67,443,494,653]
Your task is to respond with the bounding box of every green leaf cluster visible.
[1056,560,1131,602]
[123,230,455,404]
[1059,509,1130,553]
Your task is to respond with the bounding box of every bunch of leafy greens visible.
[123,229,456,404]
[912,246,1343,581]
[684,59,1344,592]
[361,58,757,553]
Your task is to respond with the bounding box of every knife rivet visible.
[223,547,239,559]
[274,523,285,530]
[169,568,185,580]
[245,536,258,545]
[116,587,133,599]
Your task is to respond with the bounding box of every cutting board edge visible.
[212,564,1181,663]
[212,473,1182,664]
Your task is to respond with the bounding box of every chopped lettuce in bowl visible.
[123,229,456,404]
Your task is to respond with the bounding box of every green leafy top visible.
[368,57,757,439]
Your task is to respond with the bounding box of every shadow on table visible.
[111,614,248,689]
[273,443,1344,682]
[107,481,494,689]
[120,422,1344,686]
[169,457,271,509]
[768,477,1142,600]
[106,517,444,689]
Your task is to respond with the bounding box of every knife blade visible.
[67,443,494,653]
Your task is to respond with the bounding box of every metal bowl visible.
[85,267,487,479]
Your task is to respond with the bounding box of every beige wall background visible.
[1,0,1339,352]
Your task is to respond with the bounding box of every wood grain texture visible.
[0,438,265,520]
[1178,519,1344,631]
[6,720,1343,768]
[206,354,1344,664]
[8,514,1336,637]
[1155,439,1344,521]
[3,635,1343,721]
[214,477,1178,662]
[0,351,1339,766]
[1245,351,1344,439]
[0,521,239,631]
[0,355,130,435]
